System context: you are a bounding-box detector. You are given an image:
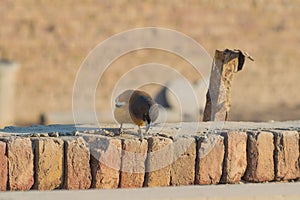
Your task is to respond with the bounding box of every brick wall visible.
[0,122,299,191]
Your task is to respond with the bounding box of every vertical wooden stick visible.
[203,49,253,121]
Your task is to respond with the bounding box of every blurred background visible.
[0,0,299,127]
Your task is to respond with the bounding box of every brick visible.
[7,137,34,190]
[120,138,148,188]
[63,137,91,189]
[243,131,274,182]
[195,134,224,184]
[170,137,196,186]
[274,131,300,180]
[32,138,63,190]
[0,141,7,191]
[144,136,173,187]
[84,135,121,189]
[221,131,247,183]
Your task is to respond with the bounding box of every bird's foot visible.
[114,124,124,136]
[114,127,124,137]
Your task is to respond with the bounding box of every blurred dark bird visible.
[114,90,159,137]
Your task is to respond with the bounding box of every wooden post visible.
[203,49,253,121]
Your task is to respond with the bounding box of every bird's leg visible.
[138,126,143,138]
[118,123,123,136]
[145,121,151,134]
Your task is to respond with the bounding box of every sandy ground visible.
[0,0,300,125]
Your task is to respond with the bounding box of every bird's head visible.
[115,90,135,108]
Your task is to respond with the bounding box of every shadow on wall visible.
[0,124,101,135]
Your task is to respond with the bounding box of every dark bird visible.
[114,90,159,137]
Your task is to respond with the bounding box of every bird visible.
[114,89,159,137]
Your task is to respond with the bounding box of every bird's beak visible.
[115,99,126,108]
[115,103,122,108]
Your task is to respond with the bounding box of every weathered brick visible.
[274,131,300,180]
[170,137,196,186]
[144,136,173,187]
[84,135,121,189]
[0,140,7,191]
[7,137,34,190]
[63,137,91,189]
[195,134,224,184]
[32,138,63,190]
[221,131,247,183]
[299,131,300,180]
[243,131,274,182]
[120,138,148,188]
